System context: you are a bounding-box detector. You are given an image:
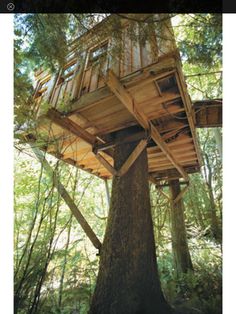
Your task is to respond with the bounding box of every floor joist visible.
[46,108,113,158]
[106,69,189,181]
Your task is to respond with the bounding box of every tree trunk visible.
[104,178,110,208]
[214,128,222,160]
[90,129,172,314]
[203,152,221,242]
[207,182,221,241]
[169,180,193,275]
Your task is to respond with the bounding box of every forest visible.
[14,14,222,314]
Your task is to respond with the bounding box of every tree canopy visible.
[14,13,222,314]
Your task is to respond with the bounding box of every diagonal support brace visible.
[173,182,189,204]
[93,139,147,177]
[106,69,189,181]
[30,145,102,252]
[93,152,117,176]
[117,139,147,176]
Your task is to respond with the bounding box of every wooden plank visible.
[106,69,189,181]
[173,183,189,204]
[94,153,117,176]
[174,66,202,166]
[46,108,96,145]
[136,92,181,110]
[106,69,149,129]
[149,151,196,163]
[150,165,199,181]
[158,188,171,201]
[90,65,99,92]
[70,55,177,114]
[150,124,189,180]
[193,99,222,127]
[81,67,92,95]
[31,146,102,250]
[117,139,147,176]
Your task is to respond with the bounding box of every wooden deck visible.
[28,53,202,183]
[194,99,222,128]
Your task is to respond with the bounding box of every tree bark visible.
[90,129,172,314]
[169,180,193,275]
[203,152,221,242]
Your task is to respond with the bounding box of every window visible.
[88,43,108,66]
[58,59,77,84]
[35,75,51,98]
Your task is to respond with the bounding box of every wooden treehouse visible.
[27,14,222,186]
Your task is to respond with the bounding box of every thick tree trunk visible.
[203,152,221,242]
[169,180,193,274]
[90,129,172,314]
[207,182,221,242]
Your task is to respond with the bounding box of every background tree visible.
[14,13,222,314]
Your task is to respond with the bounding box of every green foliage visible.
[14,149,107,313]
[156,230,222,314]
[173,14,222,101]
[175,14,222,68]
[14,13,222,314]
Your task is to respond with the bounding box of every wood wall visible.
[34,17,175,114]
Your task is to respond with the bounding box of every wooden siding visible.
[29,15,202,183]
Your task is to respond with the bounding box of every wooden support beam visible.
[94,130,147,153]
[159,189,171,201]
[154,185,171,201]
[106,69,189,181]
[94,153,117,176]
[94,139,147,177]
[193,99,222,128]
[106,70,149,129]
[117,139,147,176]
[173,183,189,205]
[31,145,102,251]
[47,108,96,145]
[155,181,189,188]
[149,175,158,185]
[46,108,114,160]
[174,67,202,166]
[150,124,189,181]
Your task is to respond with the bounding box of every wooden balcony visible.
[27,15,203,183]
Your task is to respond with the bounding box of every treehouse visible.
[26,14,221,184]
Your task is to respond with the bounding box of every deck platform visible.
[27,53,202,183]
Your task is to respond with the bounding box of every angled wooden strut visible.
[47,108,96,145]
[106,69,189,181]
[30,145,102,251]
[117,139,147,176]
[94,153,117,176]
[93,139,147,177]
[173,182,189,204]
[154,180,189,203]
[46,108,113,158]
